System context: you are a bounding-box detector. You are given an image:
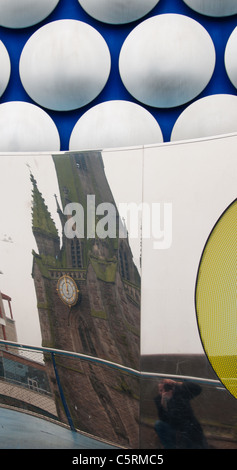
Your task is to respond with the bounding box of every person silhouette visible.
[154,378,207,449]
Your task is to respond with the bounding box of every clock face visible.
[57,275,79,307]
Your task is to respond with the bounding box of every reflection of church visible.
[31,151,140,447]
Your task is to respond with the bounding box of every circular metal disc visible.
[0,41,10,97]
[69,100,163,150]
[171,94,237,141]
[119,14,215,108]
[0,0,60,29]
[225,27,237,90]
[78,0,160,25]
[182,0,237,17]
[19,20,111,111]
[0,102,60,152]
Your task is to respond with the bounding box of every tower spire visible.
[31,173,60,257]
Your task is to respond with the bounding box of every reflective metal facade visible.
[0,0,236,149]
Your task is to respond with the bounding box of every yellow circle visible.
[195,199,237,398]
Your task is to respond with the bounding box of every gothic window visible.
[71,239,83,268]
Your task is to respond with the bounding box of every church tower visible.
[31,151,140,447]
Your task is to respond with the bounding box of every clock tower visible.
[31,151,140,447]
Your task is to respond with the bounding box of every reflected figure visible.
[154,379,207,449]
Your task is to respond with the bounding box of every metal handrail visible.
[0,339,222,387]
[0,338,225,433]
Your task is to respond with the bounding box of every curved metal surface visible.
[225,27,237,90]
[0,0,60,28]
[182,0,237,17]
[19,20,111,111]
[171,94,237,141]
[78,0,160,24]
[0,102,60,151]
[119,14,216,108]
[69,100,163,150]
[0,40,10,97]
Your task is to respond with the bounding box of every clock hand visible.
[64,275,69,294]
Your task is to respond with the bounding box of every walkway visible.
[0,407,117,449]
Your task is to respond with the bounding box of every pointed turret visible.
[31,173,60,258]
[54,193,67,231]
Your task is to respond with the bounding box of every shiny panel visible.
[19,20,111,111]
[69,100,163,150]
[0,102,60,151]
[182,0,237,17]
[225,27,237,90]
[0,41,10,97]
[78,0,160,24]
[0,0,60,28]
[119,14,215,108]
[171,95,237,141]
